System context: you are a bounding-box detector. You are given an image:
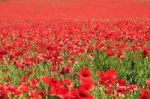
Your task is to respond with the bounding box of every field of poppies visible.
[1,0,150,99]
[0,19,150,99]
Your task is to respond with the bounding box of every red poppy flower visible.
[105,49,114,57]
[65,89,78,99]
[38,90,46,98]
[99,69,117,86]
[61,66,72,74]
[12,89,22,97]
[48,87,56,96]
[143,48,150,58]
[116,87,125,97]
[62,78,72,87]
[117,51,125,59]
[9,86,17,92]
[19,83,29,93]
[77,87,94,99]
[29,90,39,99]
[42,76,50,84]
[117,79,126,87]
[55,86,69,98]
[29,79,39,89]
[127,84,138,93]
[51,65,57,72]
[0,48,7,60]
[21,76,28,82]
[48,78,61,87]
[140,89,150,99]
[13,61,25,70]
[104,87,112,96]
[146,80,150,90]
[79,82,95,91]
[79,68,92,82]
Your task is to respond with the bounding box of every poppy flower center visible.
[82,73,89,77]
[79,92,87,97]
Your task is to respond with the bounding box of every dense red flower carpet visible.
[0,0,150,20]
[0,0,150,99]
